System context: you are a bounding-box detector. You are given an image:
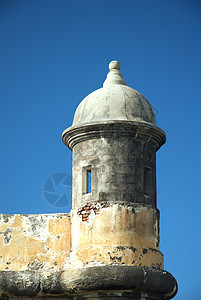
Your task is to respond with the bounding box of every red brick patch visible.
[77,202,110,222]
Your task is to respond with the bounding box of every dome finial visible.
[103,60,126,87]
[109,60,121,71]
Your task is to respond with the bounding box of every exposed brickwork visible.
[77,202,110,222]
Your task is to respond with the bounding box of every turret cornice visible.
[62,121,166,151]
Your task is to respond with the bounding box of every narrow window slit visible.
[87,169,91,193]
[82,166,92,195]
[144,167,151,196]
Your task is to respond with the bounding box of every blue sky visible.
[0,0,201,299]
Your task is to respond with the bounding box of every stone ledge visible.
[62,121,166,151]
[0,266,177,299]
[0,270,62,297]
[60,266,177,299]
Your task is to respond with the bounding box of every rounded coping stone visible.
[0,270,61,297]
[60,266,177,299]
[0,266,177,298]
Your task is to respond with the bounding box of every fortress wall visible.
[0,213,71,272]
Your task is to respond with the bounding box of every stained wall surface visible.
[69,202,163,270]
[0,204,163,273]
[0,213,71,271]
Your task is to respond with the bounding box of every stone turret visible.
[61,61,178,299]
[0,60,177,299]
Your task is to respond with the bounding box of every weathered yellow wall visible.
[66,202,163,270]
[0,203,163,272]
[0,213,71,271]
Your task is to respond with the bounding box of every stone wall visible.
[0,203,162,273]
[0,198,177,299]
[69,202,163,270]
[0,213,71,272]
[73,137,156,208]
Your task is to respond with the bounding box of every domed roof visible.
[72,61,156,127]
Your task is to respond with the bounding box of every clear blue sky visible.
[1,1,201,299]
